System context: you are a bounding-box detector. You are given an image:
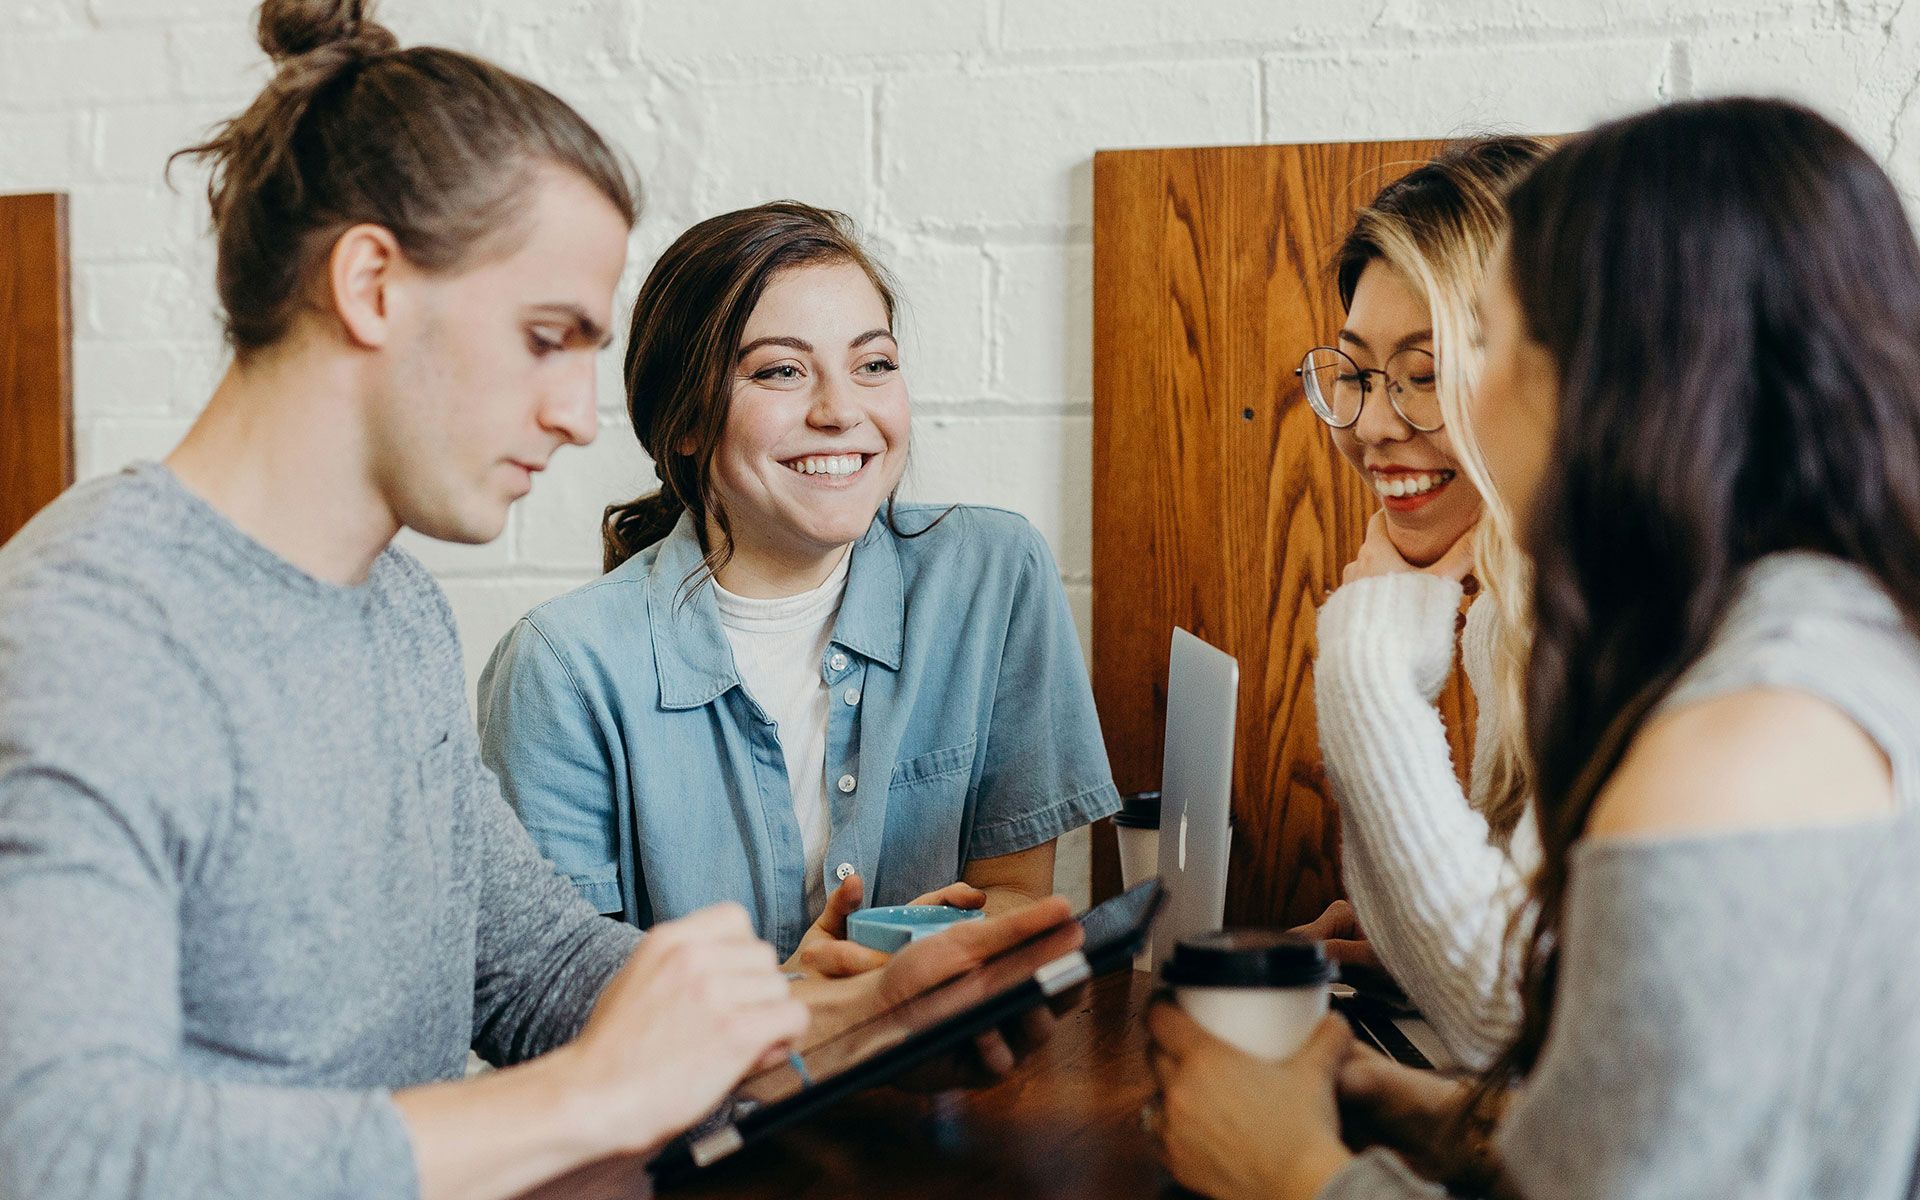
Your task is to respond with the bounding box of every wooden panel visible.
[0,193,74,546]
[1091,142,1477,928]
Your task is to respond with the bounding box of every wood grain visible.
[0,193,74,547]
[1091,142,1476,928]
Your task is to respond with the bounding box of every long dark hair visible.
[1485,98,1920,1105]
[604,201,915,578]
[172,0,636,357]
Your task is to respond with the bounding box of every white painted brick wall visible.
[1,28,171,107]
[1264,37,1680,140]
[1000,0,1398,51]
[8,0,1919,904]
[882,62,1260,230]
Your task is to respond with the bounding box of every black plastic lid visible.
[1114,790,1162,829]
[1160,930,1338,988]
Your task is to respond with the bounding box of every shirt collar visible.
[832,516,904,672]
[647,510,905,710]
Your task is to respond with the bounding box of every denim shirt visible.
[475,504,1120,957]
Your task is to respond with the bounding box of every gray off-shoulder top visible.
[1322,552,1920,1199]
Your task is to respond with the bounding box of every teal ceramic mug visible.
[845,904,986,953]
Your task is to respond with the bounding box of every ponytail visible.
[171,0,635,356]
[602,492,684,574]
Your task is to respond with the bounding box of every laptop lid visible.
[1151,627,1239,970]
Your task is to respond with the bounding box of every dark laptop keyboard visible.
[1331,993,1434,1070]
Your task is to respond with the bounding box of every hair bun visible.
[256,0,396,63]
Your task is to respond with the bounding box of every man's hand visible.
[873,895,1076,1009]
[397,904,806,1200]
[559,904,809,1158]
[885,896,1082,1089]
[794,896,1081,1090]
[784,874,988,979]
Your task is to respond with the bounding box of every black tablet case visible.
[651,880,1165,1186]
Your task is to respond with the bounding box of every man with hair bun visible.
[0,3,1072,1198]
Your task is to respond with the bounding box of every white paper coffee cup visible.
[1117,825,1159,891]
[1163,930,1337,1060]
[1114,792,1162,969]
[1119,827,1159,972]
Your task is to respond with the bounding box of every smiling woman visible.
[598,203,913,585]
[1297,136,1554,1073]
[702,258,911,594]
[1153,94,1920,1200]
[475,201,1121,973]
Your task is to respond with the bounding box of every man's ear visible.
[329,223,403,349]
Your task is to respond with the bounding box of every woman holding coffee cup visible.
[1297,137,1551,1070]
[1150,97,1920,1198]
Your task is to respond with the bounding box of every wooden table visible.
[665,968,1180,1199]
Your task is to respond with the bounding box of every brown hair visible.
[604,201,913,579]
[1462,98,1920,1167]
[172,0,637,357]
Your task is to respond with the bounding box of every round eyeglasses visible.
[1294,345,1442,432]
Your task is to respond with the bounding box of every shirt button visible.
[843,687,860,706]
[829,652,848,671]
[835,862,855,881]
[837,773,857,794]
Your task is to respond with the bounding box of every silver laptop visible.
[1144,630,1456,1069]
[1150,627,1238,971]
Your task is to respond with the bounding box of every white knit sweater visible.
[1314,572,1537,1070]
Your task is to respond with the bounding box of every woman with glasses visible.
[1149,96,1920,1200]
[1293,137,1551,1072]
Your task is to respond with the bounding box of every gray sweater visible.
[0,464,641,1199]
[1322,552,1920,1198]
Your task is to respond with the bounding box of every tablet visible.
[650,880,1165,1186]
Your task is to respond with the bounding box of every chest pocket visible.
[880,736,978,898]
[179,730,459,1070]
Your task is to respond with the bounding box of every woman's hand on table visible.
[793,896,1081,1089]
[1146,1001,1354,1200]
[1343,512,1478,589]
[887,896,1080,1088]
[1290,899,1381,973]
[784,874,987,979]
[1338,1039,1503,1190]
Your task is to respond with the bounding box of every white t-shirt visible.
[712,551,851,921]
